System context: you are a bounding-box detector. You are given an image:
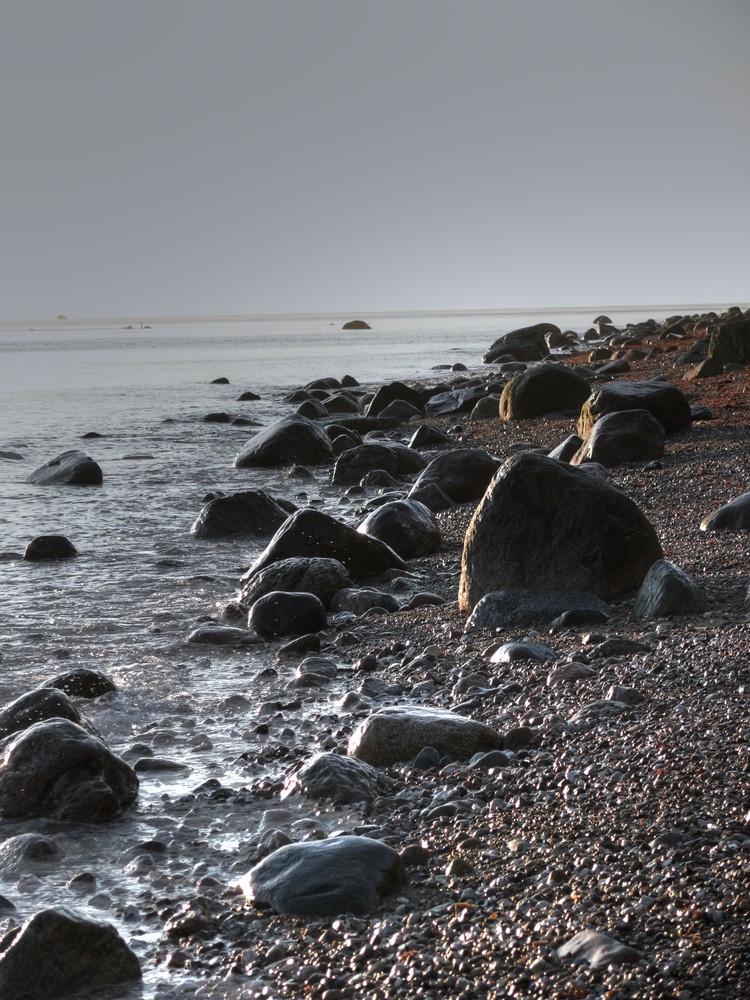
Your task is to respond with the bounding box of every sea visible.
[0,304,726,995]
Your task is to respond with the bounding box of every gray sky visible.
[1,0,748,319]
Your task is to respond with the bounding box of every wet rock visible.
[700,490,750,531]
[190,490,296,539]
[557,928,641,968]
[366,381,424,417]
[572,409,666,467]
[343,319,371,330]
[408,448,499,505]
[292,656,338,687]
[348,706,500,767]
[499,363,591,420]
[40,668,117,699]
[633,558,708,617]
[249,509,406,581]
[0,719,138,822]
[547,433,584,462]
[187,623,261,645]
[240,835,406,917]
[466,589,611,629]
[357,499,441,559]
[282,752,381,804]
[23,535,78,561]
[332,444,400,485]
[578,379,692,435]
[425,386,488,416]
[408,424,453,449]
[0,688,84,740]
[248,591,327,638]
[0,906,141,999]
[233,415,334,467]
[26,450,103,486]
[330,587,400,614]
[483,326,550,364]
[240,556,353,610]
[459,452,663,609]
[488,641,557,663]
[0,833,63,876]
[379,399,422,422]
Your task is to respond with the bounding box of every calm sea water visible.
[0,304,718,996]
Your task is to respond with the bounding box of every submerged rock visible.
[26,450,103,486]
[23,535,78,560]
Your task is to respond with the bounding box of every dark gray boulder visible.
[40,668,116,699]
[330,587,400,614]
[366,381,424,417]
[499,363,591,420]
[357,499,440,558]
[408,448,499,505]
[425,387,488,416]
[547,434,584,462]
[633,559,708,618]
[700,491,750,531]
[233,415,334,467]
[0,833,62,877]
[557,929,641,969]
[407,481,455,513]
[483,325,550,364]
[459,452,663,610]
[578,379,692,435]
[241,835,405,917]
[708,317,750,366]
[190,490,296,539]
[249,509,406,581]
[378,399,423,422]
[348,706,501,767]
[408,424,453,449]
[239,556,353,610]
[572,409,666,467]
[248,591,327,638]
[489,641,557,663]
[23,535,78,560]
[331,443,399,485]
[343,319,371,330]
[26,451,103,486]
[282,752,381,804]
[187,623,262,645]
[466,589,611,629]
[0,907,141,999]
[0,719,138,822]
[0,689,83,740]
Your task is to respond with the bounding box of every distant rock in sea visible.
[342,319,371,330]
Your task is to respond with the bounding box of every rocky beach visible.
[1,306,749,999]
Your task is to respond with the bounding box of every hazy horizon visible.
[2,1,748,320]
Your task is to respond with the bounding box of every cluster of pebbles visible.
[4,308,750,999]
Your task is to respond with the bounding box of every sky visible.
[1,0,748,320]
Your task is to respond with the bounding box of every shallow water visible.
[0,304,711,995]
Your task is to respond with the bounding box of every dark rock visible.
[489,641,557,663]
[0,719,138,822]
[424,386,487,416]
[323,391,361,415]
[572,409,666,467]
[190,490,296,540]
[332,444,398,485]
[210,376,230,384]
[408,424,453,449]
[282,752,381,804]
[237,390,261,401]
[26,451,103,486]
[633,559,708,617]
[296,398,329,420]
[412,746,441,770]
[233,415,334,468]
[378,399,423,422]
[467,589,611,629]
[0,906,141,999]
[483,326,550,364]
[358,499,440,559]
[23,535,78,561]
[330,587,400,614]
[241,835,405,917]
[202,411,232,423]
[548,608,611,629]
[547,434,584,462]
[708,317,750,366]
[499,364,591,420]
[0,688,83,740]
[187,623,261,645]
[249,509,406,581]
[349,706,500,767]
[248,591,327,638]
[366,381,424,417]
[41,668,116,699]
[459,452,663,609]
[343,320,371,330]
[278,633,321,655]
[700,491,750,531]
[240,556,353,610]
[0,834,63,876]
[408,448,499,505]
[406,481,455,513]
[557,929,641,969]
[578,379,692,435]
[685,356,724,379]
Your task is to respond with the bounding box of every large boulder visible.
[708,317,750,366]
[331,443,398,485]
[0,907,141,1000]
[700,491,750,531]
[0,719,138,822]
[633,559,708,618]
[348,706,501,767]
[571,409,666,467]
[26,451,102,486]
[357,499,441,558]
[248,591,327,638]
[499,364,591,420]
[233,415,334,467]
[483,326,550,364]
[190,490,295,539]
[240,556,353,609]
[459,452,663,610]
[282,752,382,804]
[0,689,83,741]
[408,448,499,505]
[240,835,405,917]
[248,509,406,581]
[40,667,117,699]
[366,381,424,417]
[578,379,692,435]
[23,535,78,560]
